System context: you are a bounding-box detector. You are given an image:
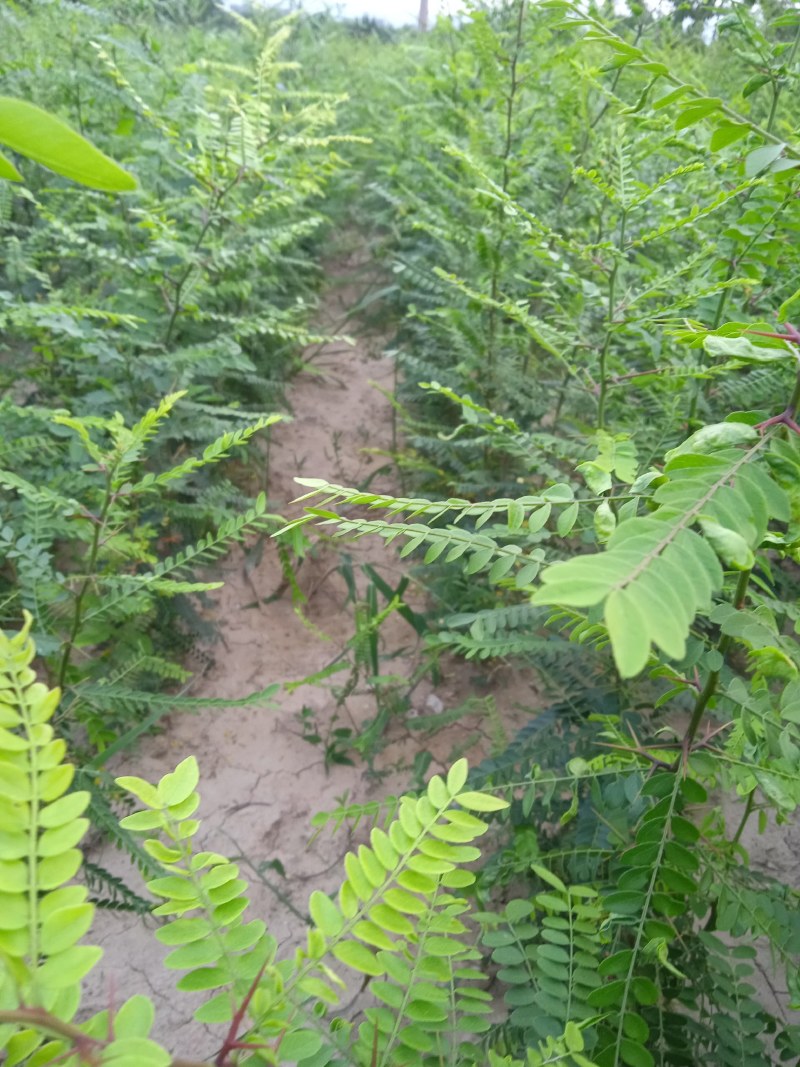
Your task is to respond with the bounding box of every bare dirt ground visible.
[82,236,539,1058]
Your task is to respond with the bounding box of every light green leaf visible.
[40,903,94,955]
[37,944,103,988]
[446,758,468,795]
[112,996,155,1040]
[556,501,579,537]
[665,421,758,460]
[38,791,90,829]
[117,776,161,808]
[0,98,137,191]
[594,500,616,543]
[332,939,384,976]
[745,142,785,177]
[158,757,199,808]
[709,122,749,151]
[309,891,344,938]
[102,1036,170,1066]
[527,504,551,533]
[279,1031,324,1061]
[193,991,232,1024]
[703,335,790,365]
[155,918,212,946]
[606,588,651,676]
[176,966,228,991]
[698,519,754,570]
[454,791,507,813]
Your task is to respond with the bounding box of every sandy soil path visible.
[83,238,537,1057]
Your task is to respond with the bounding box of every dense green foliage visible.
[2,0,800,1064]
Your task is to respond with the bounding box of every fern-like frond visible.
[532,434,788,676]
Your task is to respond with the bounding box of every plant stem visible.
[688,182,800,423]
[731,789,755,846]
[686,12,800,425]
[486,0,526,402]
[163,168,243,348]
[684,568,751,748]
[0,1009,208,1067]
[598,207,626,430]
[57,472,114,690]
[766,20,800,136]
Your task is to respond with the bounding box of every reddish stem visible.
[214,961,269,1067]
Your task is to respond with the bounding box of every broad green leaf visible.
[368,904,414,936]
[0,98,137,191]
[745,142,785,177]
[119,810,163,832]
[709,122,749,150]
[530,864,567,894]
[0,893,29,931]
[38,819,89,857]
[370,828,398,870]
[38,849,82,890]
[631,975,660,1005]
[426,773,449,809]
[703,335,790,365]
[384,888,427,915]
[666,421,758,459]
[193,991,232,1024]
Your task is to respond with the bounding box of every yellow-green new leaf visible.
[158,756,199,808]
[332,939,385,976]
[454,791,507,813]
[309,890,344,938]
[446,758,468,795]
